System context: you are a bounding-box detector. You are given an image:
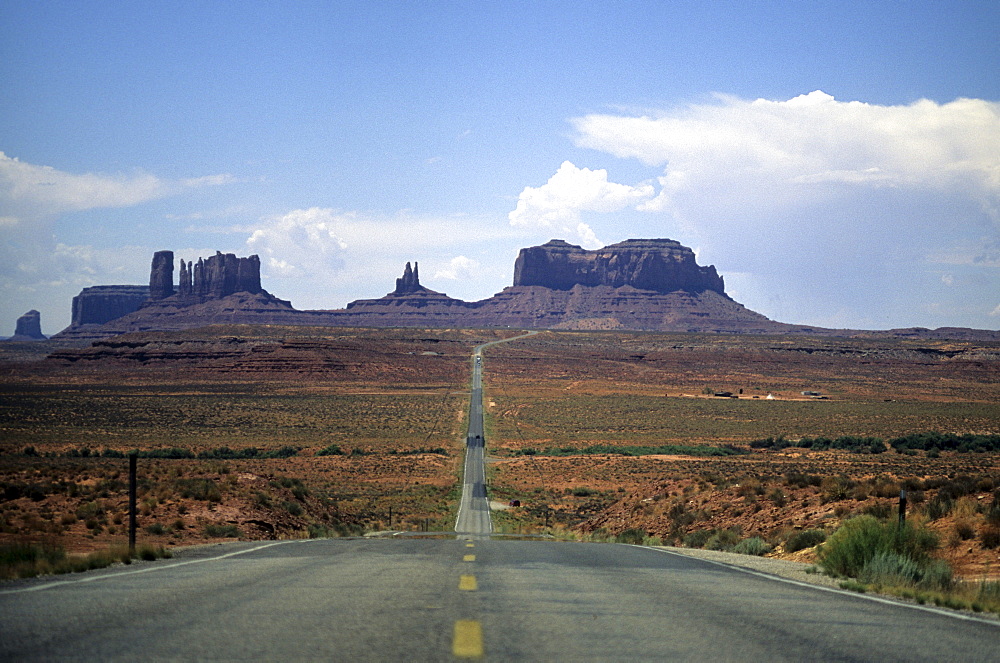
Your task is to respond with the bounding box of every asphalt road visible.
[2,538,997,661]
[455,333,535,538]
[454,347,491,538]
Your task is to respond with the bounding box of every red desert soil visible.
[2,326,999,579]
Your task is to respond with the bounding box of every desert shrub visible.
[817,515,939,579]
[784,472,822,489]
[135,544,171,561]
[316,444,344,456]
[798,436,886,453]
[749,436,792,450]
[271,477,309,501]
[925,493,953,520]
[768,488,787,507]
[283,500,303,516]
[980,525,1000,550]
[145,522,166,535]
[539,444,746,457]
[705,528,741,551]
[197,446,299,460]
[76,501,105,520]
[0,541,66,578]
[2,482,52,502]
[570,487,596,497]
[859,551,923,587]
[682,529,714,548]
[820,475,853,503]
[872,478,900,499]
[954,520,976,541]
[985,492,1000,527]
[667,501,695,529]
[616,528,647,544]
[388,447,448,456]
[176,478,222,502]
[889,432,1000,453]
[732,536,771,556]
[1,541,170,579]
[977,581,1000,603]
[785,529,827,552]
[863,502,892,520]
[204,523,240,538]
[135,448,196,459]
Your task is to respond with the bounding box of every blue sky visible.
[2,1,998,334]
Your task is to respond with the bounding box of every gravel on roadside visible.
[653,546,843,589]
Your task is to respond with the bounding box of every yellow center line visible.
[465,543,475,548]
[459,574,477,591]
[453,620,484,658]
[463,554,476,562]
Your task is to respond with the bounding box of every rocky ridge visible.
[44,239,1000,341]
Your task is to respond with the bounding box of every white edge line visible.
[638,545,1000,628]
[0,539,317,596]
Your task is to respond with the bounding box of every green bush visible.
[785,529,827,552]
[817,515,939,579]
[204,523,240,538]
[615,528,647,544]
[705,528,740,551]
[682,529,714,548]
[925,492,953,520]
[316,444,344,456]
[176,478,222,502]
[732,536,772,556]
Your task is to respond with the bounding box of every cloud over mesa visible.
[508,161,655,248]
[571,91,1000,217]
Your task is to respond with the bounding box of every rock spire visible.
[12,310,45,340]
[393,262,427,295]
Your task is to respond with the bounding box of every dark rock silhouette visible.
[393,262,428,295]
[171,252,262,302]
[11,310,46,340]
[70,285,150,327]
[513,239,725,294]
[45,239,1000,342]
[149,251,175,300]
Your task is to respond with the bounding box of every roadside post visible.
[898,488,907,525]
[129,453,137,554]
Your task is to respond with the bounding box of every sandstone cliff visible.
[513,239,725,294]
[10,310,46,340]
[70,286,150,327]
[54,251,277,340]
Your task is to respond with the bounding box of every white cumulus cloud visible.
[434,255,479,280]
[508,160,655,248]
[572,91,1000,220]
[246,207,348,278]
[0,151,232,223]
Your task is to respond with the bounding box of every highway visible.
[2,538,998,661]
[455,332,536,538]
[3,330,999,660]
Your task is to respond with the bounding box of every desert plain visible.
[1,326,999,579]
